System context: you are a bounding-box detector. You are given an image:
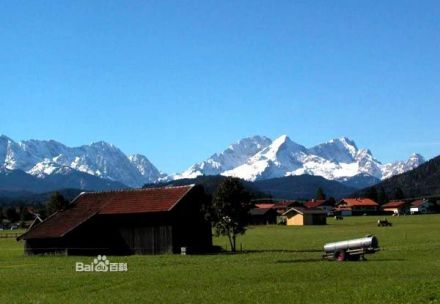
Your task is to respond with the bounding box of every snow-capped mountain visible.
[176,135,272,179]
[128,154,165,183]
[0,134,426,190]
[0,135,162,187]
[380,153,425,180]
[176,135,425,182]
[222,135,309,181]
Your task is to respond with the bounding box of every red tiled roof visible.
[304,200,326,208]
[255,203,275,209]
[98,186,192,214]
[340,198,379,207]
[382,201,407,208]
[18,185,194,240]
[411,200,428,207]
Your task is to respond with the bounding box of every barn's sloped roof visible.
[18,185,194,240]
[98,186,193,214]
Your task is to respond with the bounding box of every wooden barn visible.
[282,207,327,226]
[17,185,212,255]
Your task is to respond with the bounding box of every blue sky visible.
[1,1,439,173]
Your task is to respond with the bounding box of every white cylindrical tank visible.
[324,236,379,253]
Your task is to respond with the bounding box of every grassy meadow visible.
[1,215,439,304]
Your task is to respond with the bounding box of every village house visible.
[381,201,410,215]
[336,198,379,215]
[410,199,432,214]
[304,199,334,215]
[272,200,301,214]
[17,185,212,255]
[252,199,301,215]
[282,207,327,226]
[251,199,302,225]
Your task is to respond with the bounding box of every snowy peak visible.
[381,153,426,180]
[0,135,162,187]
[176,135,272,179]
[268,135,307,155]
[222,135,308,181]
[128,154,164,183]
[309,137,358,163]
[407,153,425,166]
[226,135,272,153]
[251,135,307,167]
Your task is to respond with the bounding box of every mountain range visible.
[175,135,425,183]
[0,135,164,188]
[0,134,426,193]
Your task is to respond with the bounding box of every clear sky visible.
[1,1,439,173]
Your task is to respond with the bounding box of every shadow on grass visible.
[367,258,406,262]
[275,258,323,264]
[203,248,322,256]
[275,258,406,264]
[244,249,321,253]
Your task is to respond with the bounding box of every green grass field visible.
[1,215,439,304]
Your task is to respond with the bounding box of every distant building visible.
[273,201,301,214]
[249,207,278,225]
[304,199,334,215]
[250,200,301,225]
[255,203,276,209]
[410,199,432,214]
[337,198,379,215]
[252,199,301,215]
[381,201,410,215]
[17,185,212,255]
[282,207,327,226]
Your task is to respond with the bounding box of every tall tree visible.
[211,177,252,252]
[315,187,326,200]
[46,192,69,216]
